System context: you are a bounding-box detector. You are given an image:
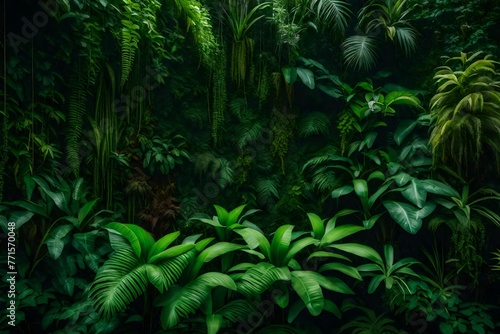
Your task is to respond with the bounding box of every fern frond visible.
[157,272,236,329]
[233,262,291,298]
[236,121,264,150]
[89,247,148,319]
[298,112,331,138]
[67,63,87,176]
[256,177,280,207]
[120,20,141,87]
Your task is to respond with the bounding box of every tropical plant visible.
[88,222,197,333]
[139,135,191,176]
[224,0,270,85]
[428,178,500,284]
[428,52,500,177]
[340,300,400,333]
[357,244,421,305]
[343,0,419,71]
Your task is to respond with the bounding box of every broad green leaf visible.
[383,201,422,234]
[104,223,154,258]
[214,205,229,226]
[320,225,364,247]
[329,243,382,265]
[393,172,411,187]
[290,271,324,316]
[394,119,417,145]
[147,231,181,260]
[284,237,318,264]
[46,224,74,259]
[402,179,427,208]
[353,179,369,211]
[367,275,385,293]
[323,300,341,319]
[77,198,99,227]
[228,204,247,226]
[149,244,195,264]
[420,180,459,197]
[207,314,223,334]
[271,225,294,266]
[297,68,315,89]
[318,262,362,280]
[287,300,306,323]
[272,281,289,308]
[234,227,271,260]
[307,213,325,239]
[331,185,354,199]
[282,67,298,84]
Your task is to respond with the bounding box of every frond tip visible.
[342,35,378,71]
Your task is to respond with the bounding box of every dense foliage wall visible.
[1,0,500,333]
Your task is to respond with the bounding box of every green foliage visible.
[225,1,269,85]
[343,0,419,71]
[89,224,195,318]
[139,135,190,176]
[357,244,420,299]
[429,52,500,176]
[212,47,227,144]
[340,301,400,333]
[298,112,330,138]
[67,64,87,177]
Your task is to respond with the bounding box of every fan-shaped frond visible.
[298,112,331,138]
[342,35,378,71]
[394,26,418,56]
[311,0,352,35]
[89,248,147,319]
[157,272,236,329]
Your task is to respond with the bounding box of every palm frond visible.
[298,112,331,138]
[342,35,378,71]
[311,0,352,35]
[394,26,418,56]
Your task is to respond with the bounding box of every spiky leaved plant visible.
[429,52,500,177]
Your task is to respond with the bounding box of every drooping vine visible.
[212,45,227,144]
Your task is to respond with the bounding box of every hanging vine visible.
[212,45,227,144]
